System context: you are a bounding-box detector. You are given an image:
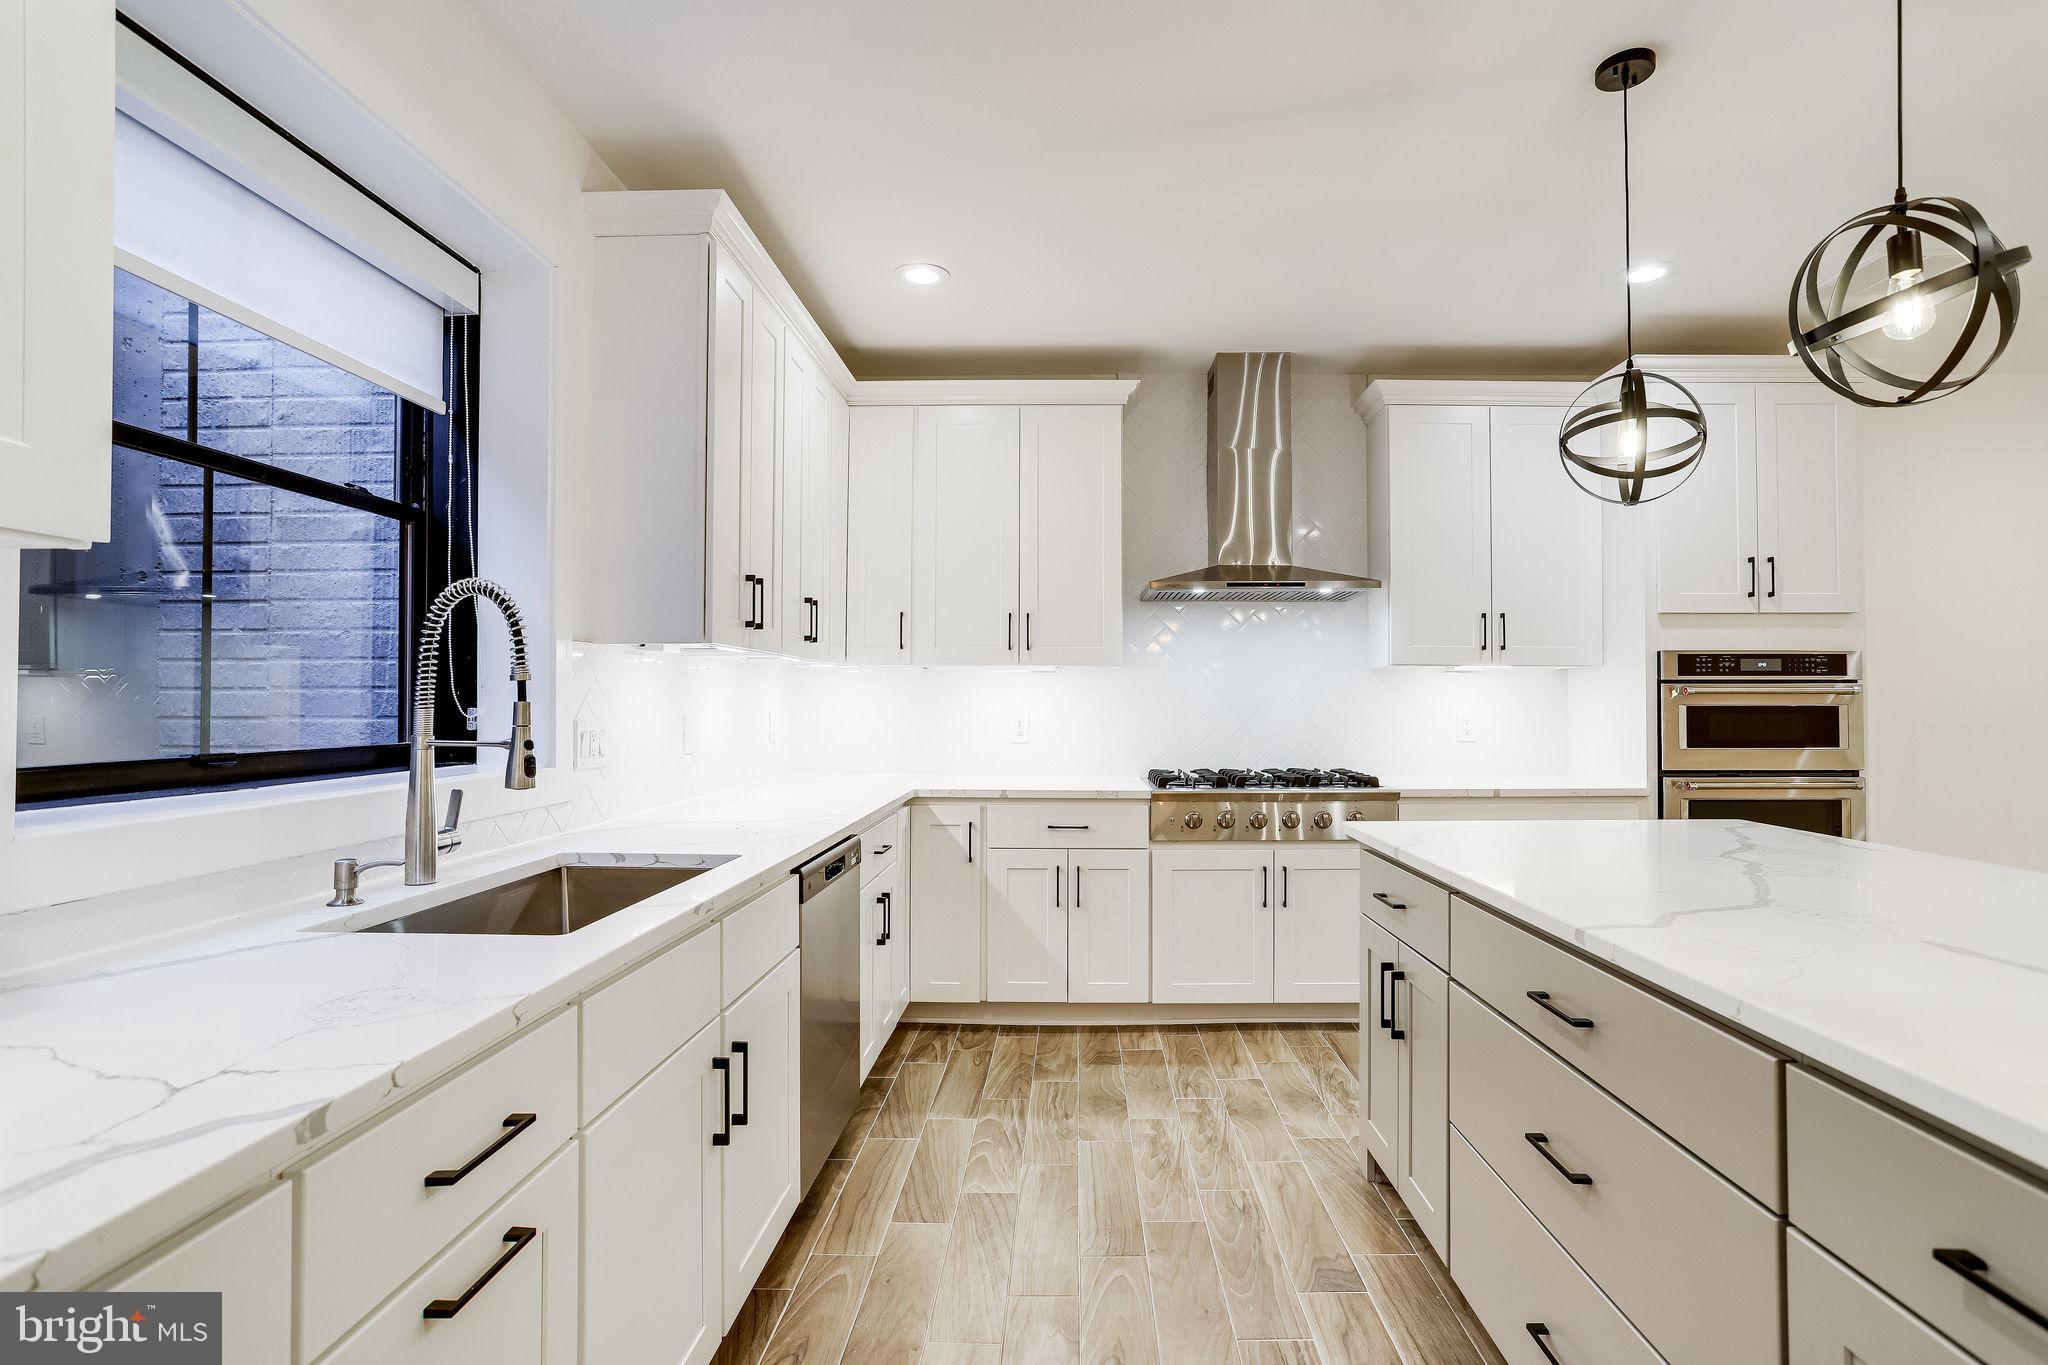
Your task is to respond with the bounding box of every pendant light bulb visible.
[1616,415,1646,463]
[1883,273,1935,340]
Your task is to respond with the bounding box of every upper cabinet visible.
[1652,380,1860,614]
[0,0,113,547]
[850,394,1129,667]
[780,333,847,659]
[1360,388,1602,667]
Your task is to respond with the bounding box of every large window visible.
[15,22,481,805]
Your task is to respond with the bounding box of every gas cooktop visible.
[1146,767,1382,791]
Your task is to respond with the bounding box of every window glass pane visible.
[18,446,401,769]
[114,267,403,499]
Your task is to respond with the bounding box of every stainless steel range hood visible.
[1140,352,1380,603]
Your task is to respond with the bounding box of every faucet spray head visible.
[506,691,536,790]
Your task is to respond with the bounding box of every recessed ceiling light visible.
[896,262,949,286]
[1623,260,1674,284]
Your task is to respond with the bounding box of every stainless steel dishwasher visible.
[796,837,862,1194]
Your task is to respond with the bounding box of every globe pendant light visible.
[1559,48,1707,507]
[1788,0,2030,405]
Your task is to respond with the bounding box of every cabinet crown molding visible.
[847,378,1139,407]
[1356,356,1822,422]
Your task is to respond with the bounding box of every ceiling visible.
[476,0,2048,378]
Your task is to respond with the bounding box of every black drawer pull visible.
[712,1056,732,1146]
[872,843,893,856]
[1377,961,1396,1033]
[1933,1248,2048,1331]
[424,1113,536,1188]
[883,891,892,944]
[1046,824,1091,830]
[876,890,890,946]
[1388,969,1405,1040]
[423,1226,536,1319]
[1525,1323,1563,1364]
[1372,891,1407,911]
[731,1041,751,1126]
[1525,1132,1594,1185]
[1527,991,1596,1030]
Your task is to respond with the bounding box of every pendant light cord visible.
[1893,0,1906,201]
[1621,76,1634,360]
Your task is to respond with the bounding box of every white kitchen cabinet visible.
[860,857,905,1078]
[781,334,845,658]
[1150,847,1275,1004]
[0,0,113,548]
[582,1022,724,1365]
[1487,406,1603,665]
[1392,946,1450,1257]
[909,803,985,1001]
[984,848,1068,1002]
[848,406,914,662]
[1274,846,1361,1003]
[99,1185,292,1365]
[719,950,802,1325]
[1363,399,1600,666]
[1653,381,1859,613]
[1359,913,1401,1176]
[914,406,1021,664]
[1019,405,1123,665]
[1067,849,1150,1003]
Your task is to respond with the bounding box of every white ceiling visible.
[477,0,2048,378]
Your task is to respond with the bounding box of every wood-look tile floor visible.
[717,1022,1507,1365]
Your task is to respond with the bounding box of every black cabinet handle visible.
[1074,865,1083,909]
[967,821,974,863]
[876,890,890,946]
[1747,555,1758,598]
[1055,864,1062,908]
[1499,612,1507,650]
[1046,824,1091,830]
[873,843,892,856]
[1388,969,1405,1040]
[1261,865,1268,909]
[1525,1323,1564,1365]
[730,1041,750,1126]
[424,1113,536,1188]
[1006,611,1013,651]
[422,1226,536,1319]
[883,891,892,944]
[1372,891,1407,911]
[743,574,761,629]
[1377,961,1396,1032]
[1767,555,1778,599]
[899,610,905,651]
[1527,990,1596,1030]
[1479,611,1489,651]
[712,1056,732,1146]
[1933,1248,2048,1331]
[1025,611,1032,652]
[1282,865,1289,908]
[1525,1132,1594,1185]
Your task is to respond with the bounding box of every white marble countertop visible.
[1345,818,2048,1177]
[0,773,1148,1292]
[1378,776,1653,799]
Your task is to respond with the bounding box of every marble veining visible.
[1347,818,2048,1178]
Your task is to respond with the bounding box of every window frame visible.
[15,308,480,807]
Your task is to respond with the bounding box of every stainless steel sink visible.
[351,856,736,936]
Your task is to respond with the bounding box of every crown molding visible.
[583,189,857,392]
[1633,353,1812,382]
[1355,354,1820,420]
[846,378,1141,407]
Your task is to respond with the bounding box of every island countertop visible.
[1344,818,2048,1180]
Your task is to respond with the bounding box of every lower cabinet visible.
[983,845,1150,1003]
[324,1143,580,1364]
[985,849,1068,1001]
[1153,846,1359,1004]
[1787,1230,1977,1365]
[98,1185,292,1365]
[1068,849,1149,1003]
[1274,845,1363,1002]
[583,1023,725,1365]
[1357,913,1449,1256]
[718,950,803,1325]
[860,856,907,1077]
[908,802,983,1002]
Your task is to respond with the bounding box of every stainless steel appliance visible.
[1139,354,1381,602]
[1658,651,1866,839]
[796,837,862,1193]
[1147,767,1397,841]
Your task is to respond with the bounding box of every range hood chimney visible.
[1140,352,1380,603]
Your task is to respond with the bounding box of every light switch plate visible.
[574,717,607,770]
[22,714,46,745]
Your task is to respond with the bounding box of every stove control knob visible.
[1247,811,1269,830]
[1280,810,1301,830]
[1348,810,1368,823]
[1312,811,1334,830]
[1215,811,1236,829]
[1182,811,1204,830]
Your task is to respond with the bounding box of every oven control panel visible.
[1663,651,1854,681]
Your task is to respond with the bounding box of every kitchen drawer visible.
[99,1185,292,1365]
[859,808,904,885]
[1450,985,1780,1365]
[1788,1066,2048,1365]
[297,1010,578,1360]
[1448,1129,1664,1365]
[321,1142,579,1365]
[1789,1230,1976,1365]
[581,923,722,1121]
[985,799,1148,849]
[723,875,800,1007]
[1451,895,1783,1208]
[1360,850,1450,968]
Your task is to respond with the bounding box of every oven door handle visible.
[1669,683,1861,698]
[1673,777,1865,791]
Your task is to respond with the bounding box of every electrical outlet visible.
[573,717,607,770]
[1455,712,1479,744]
[1009,713,1030,744]
[22,714,46,746]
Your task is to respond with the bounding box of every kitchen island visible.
[1345,817,2048,1365]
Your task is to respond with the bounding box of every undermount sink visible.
[351,856,737,936]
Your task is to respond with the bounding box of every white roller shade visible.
[114,110,450,413]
